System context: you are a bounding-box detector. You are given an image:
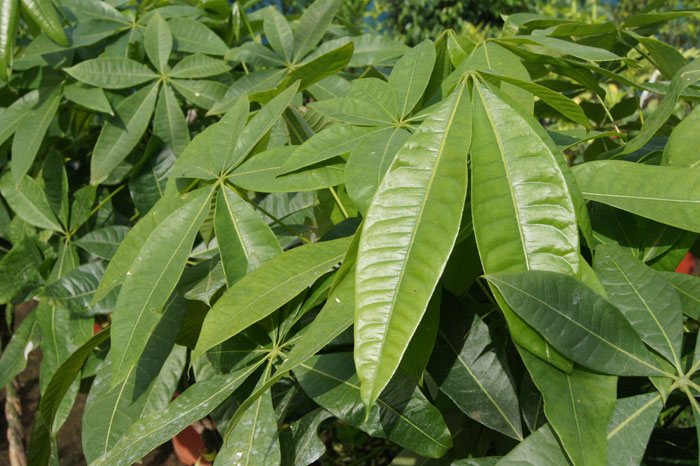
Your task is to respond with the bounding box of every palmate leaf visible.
[487,271,667,377]
[470,80,578,371]
[110,188,213,386]
[354,82,471,409]
[573,161,700,233]
[194,236,352,360]
[594,244,684,370]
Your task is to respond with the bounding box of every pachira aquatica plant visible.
[1,0,700,464]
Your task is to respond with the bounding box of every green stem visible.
[328,187,350,219]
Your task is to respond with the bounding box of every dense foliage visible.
[1,0,700,464]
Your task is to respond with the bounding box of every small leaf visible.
[214,186,281,287]
[11,87,62,181]
[388,40,436,118]
[65,57,158,89]
[144,13,171,72]
[0,309,41,389]
[0,173,63,231]
[90,83,159,184]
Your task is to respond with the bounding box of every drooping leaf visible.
[90,83,159,184]
[573,161,700,233]
[594,244,683,370]
[355,82,471,408]
[487,271,666,376]
[109,188,212,386]
[194,236,351,359]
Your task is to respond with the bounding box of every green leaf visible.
[172,95,248,179]
[622,58,700,155]
[83,297,186,462]
[144,13,171,72]
[663,104,700,168]
[289,41,354,89]
[355,82,471,408]
[94,191,186,302]
[90,83,159,184]
[606,393,663,466]
[573,161,700,233]
[429,309,522,440]
[0,0,18,81]
[264,6,293,62]
[42,151,69,227]
[521,350,616,466]
[90,360,263,466]
[109,188,212,386]
[226,146,345,192]
[0,237,43,303]
[20,0,68,46]
[478,71,590,128]
[348,33,408,67]
[487,271,666,376]
[471,80,578,371]
[11,87,62,181]
[0,90,39,145]
[41,262,115,315]
[63,83,113,114]
[660,272,700,321]
[169,17,228,56]
[0,173,63,231]
[65,57,158,89]
[594,244,683,370]
[129,144,175,214]
[501,36,621,61]
[292,0,341,61]
[497,425,570,466]
[153,84,189,157]
[194,236,351,360]
[215,186,281,287]
[228,81,300,171]
[310,81,398,126]
[215,383,280,466]
[287,408,333,466]
[345,127,410,213]
[169,53,230,79]
[279,124,383,175]
[388,40,436,118]
[295,353,452,458]
[0,309,41,389]
[75,226,129,259]
[171,78,227,109]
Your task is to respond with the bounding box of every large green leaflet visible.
[594,244,683,370]
[194,236,352,359]
[354,81,471,409]
[110,188,212,386]
[606,393,663,466]
[470,80,578,371]
[488,271,666,377]
[574,161,700,233]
